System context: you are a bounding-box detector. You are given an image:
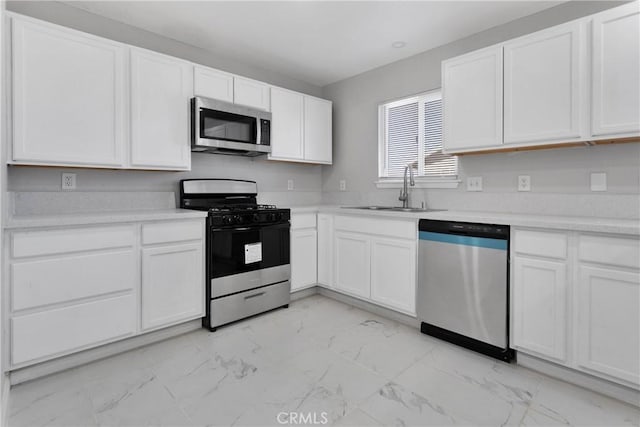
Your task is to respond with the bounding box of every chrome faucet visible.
[398,165,415,208]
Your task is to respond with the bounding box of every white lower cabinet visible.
[370,237,416,315]
[7,218,206,368]
[291,229,318,291]
[317,213,334,288]
[512,229,640,389]
[11,295,136,366]
[141,242,204,331]
[576,266,640,386]
[290,212,318,291]
[332,216,417,314]
[512,255,567,361]
[335,231,371,299]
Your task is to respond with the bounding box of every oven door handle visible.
[212,223,290,232]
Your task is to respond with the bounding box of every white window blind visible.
[379,91,457,179]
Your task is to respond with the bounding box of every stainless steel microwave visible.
[191,96,271,156]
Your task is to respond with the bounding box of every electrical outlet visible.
[466,176,483,192]
[287,179,294,191]
[518,175,531,192]
[62,173,76,190]
[590,172,607,192]
[339,180,346,191]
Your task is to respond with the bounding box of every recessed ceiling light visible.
[392,41,407,49]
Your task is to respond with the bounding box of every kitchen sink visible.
[344,206,447,213]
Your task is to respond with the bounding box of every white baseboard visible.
[9,319,201,386]
[291,286,318,301]
[517,353,640,407]
[1,374,10,427]
[317,287,420,329]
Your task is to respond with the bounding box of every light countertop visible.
[288,205,640,235]
[5,209,208,229]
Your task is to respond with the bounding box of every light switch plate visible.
[339,180,346,191]
[62,173,76,190]
[590,172,607,192]
[466,176,483,192]
[287,179,294,191]
[518,175,531,192]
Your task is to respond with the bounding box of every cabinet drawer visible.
[334,215,415,240]
[12,226,135,258]
[290,213,316,230]
[579,235,640,269]
[11,294,136,365]
[11,250,136,312]
[142,220,203,245]
[513,229,567,259]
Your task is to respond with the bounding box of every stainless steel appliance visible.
[191,96,271,156]
[180,179,290,331]
[417,219,514,361]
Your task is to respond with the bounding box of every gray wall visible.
[321,1,640,218]
[6,0,324,207]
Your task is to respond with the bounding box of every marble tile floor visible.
[8,295,640,427]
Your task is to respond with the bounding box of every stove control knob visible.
[252,213,261,223]
[267,213,277,222]
[233,215,243,224]
[276,212,284,221]
[223,215,234,225]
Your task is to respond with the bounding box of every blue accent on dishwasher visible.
[419,231,507,250]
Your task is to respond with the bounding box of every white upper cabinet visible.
[193,66,234,103]
[442,46,503,151]
[591,2,640,137]
[269,87,304,160]
[130,48,193,170]
[234,76,271,111]
[304,96,333,164]
[269,89,333,164]
[11,17,126,167]
[504,21,586,144]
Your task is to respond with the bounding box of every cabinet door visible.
[370,237,416,315]
[504,21,586,144]
[334,231,370,299]
[269,87,304,160]
[592,2,640,137]
[11,17,125,167]
[442,46,503,151]
[12,295,136,366]
[141,242,204,331]
[194,66,234,102]
[291,229,317,291]
[130,48,193,170]
[317,214,334,288]
[512,256,567,361]
[304,96,332,163]
[234,76,270,111]
[577,266,640,386]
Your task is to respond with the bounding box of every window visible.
[378,90,458,187]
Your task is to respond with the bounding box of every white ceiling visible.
[62,1,562,87]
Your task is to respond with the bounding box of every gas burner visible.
[208,204,278,213]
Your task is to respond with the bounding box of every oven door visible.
[209,223,290,296]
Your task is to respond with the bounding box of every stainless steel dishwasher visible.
[417,219,514,362]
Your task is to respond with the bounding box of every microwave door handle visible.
[256,118,261,146]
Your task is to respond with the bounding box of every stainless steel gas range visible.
[180,179,291,331]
